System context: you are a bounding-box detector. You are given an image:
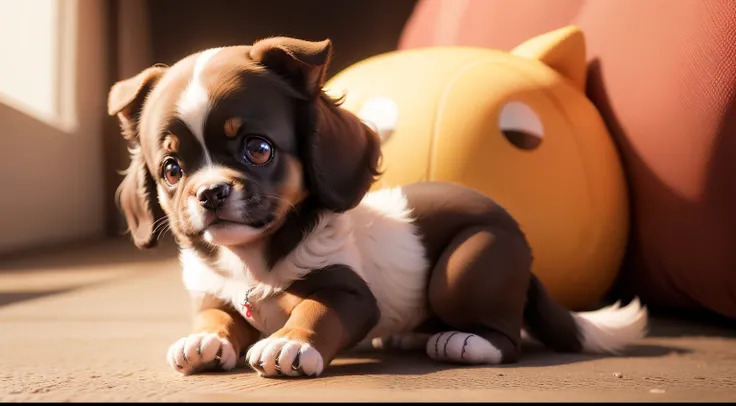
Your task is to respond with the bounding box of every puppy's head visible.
[108,37,381,249]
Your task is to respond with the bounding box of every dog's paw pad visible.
[246,337,323,378]
[166,333,237,375]
[426,331,502,365]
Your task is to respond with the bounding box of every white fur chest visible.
[179,186,432,341]
[349,187,432,339]
[179,249,289,335]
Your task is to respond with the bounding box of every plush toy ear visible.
[108,66,168,249]
[511,25,587,91]
[249,36,333,98]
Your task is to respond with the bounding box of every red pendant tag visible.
[244,303,253,318]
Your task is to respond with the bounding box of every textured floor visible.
[0,237,735,402]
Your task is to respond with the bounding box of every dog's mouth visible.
[194,193,281,246]
[207,214,276,230]
[200,214,277,246]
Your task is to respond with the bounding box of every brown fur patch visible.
[224,117,242,137]
[274,155,307,218]
[192,294,261,356]
[262,264,380,368]
[162,134,179,153]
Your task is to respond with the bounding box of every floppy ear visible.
[250,37,382,211]
[108,66,167,249]
[115,152,166,249]
[108,66,167,140]
[249,36,333,98]
[308,97,382,211]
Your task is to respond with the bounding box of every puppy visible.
[108,37,648,378]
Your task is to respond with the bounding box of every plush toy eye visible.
[162,158,183,186]
[499,101,544,150]
[242,136,274,166]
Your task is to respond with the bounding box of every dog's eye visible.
[242,136,274,166]
[162,158,183,186]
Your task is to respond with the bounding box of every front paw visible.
[166,333,237,375]
[245,336,324,378]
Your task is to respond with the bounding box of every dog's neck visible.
[263,196,323,267]
[187,196,325,299]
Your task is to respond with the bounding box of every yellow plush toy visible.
[325,26,628,311]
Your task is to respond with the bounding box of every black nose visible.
[197,183,231,211]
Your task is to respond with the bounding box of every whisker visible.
[152,216,168,228]
[262,194,298,212]
[152,217,170,235]
[158,224,172,239]
[256,198,267,212]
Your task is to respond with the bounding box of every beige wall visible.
[106,0,155,235]
[0,0,108,254]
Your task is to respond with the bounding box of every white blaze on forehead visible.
[192,164,232,187]
[176,47,223,165]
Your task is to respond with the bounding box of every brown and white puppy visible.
[108,37,648,378]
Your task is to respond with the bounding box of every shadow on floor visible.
[0,236,180,309]
[506,341,691,368]
[0,289,73,307]
[0,235,179,273]
[319,338,690,377]
[646,308,736,338]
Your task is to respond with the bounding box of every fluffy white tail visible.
[572,298,649,354]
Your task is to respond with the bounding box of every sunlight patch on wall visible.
[0,0,78,133]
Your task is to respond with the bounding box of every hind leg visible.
[371,333,432,351]
[427,225,532,365]
[371,318,449,352]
